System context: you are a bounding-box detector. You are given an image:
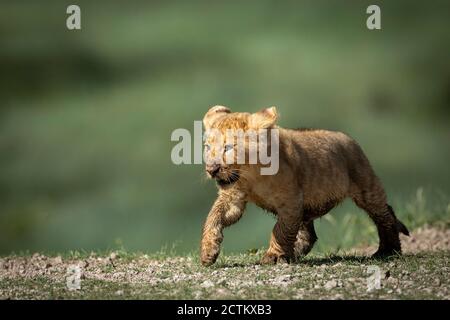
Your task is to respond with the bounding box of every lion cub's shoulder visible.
[283,127,352,143]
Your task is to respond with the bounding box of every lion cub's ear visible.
[250,106,278,129]
[203,105,231,129]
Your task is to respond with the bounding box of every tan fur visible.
[200,106,409,266]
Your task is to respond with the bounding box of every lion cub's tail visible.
[388,205,410,236]
[396,219,410,236]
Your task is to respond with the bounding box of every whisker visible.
[228,168,255,184]
[227,168,253,183]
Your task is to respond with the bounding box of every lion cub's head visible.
[203,105,279,187]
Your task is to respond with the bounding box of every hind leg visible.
[352,181,402,257]
[294,221,317,259]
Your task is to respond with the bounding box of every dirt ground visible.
[0,225,449,300]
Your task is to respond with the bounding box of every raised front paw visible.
[260,251,291,265]
[200,242,220,266]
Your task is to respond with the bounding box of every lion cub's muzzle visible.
[206,164,221,178]
[205,164,240,186]
[216,172,240,187]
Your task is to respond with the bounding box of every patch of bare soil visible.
[353,225,450,255]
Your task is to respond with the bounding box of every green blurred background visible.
[1,0,449,255]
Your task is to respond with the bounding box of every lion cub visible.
[200,105,409,266]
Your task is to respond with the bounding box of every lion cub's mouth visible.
[216,172,240,187]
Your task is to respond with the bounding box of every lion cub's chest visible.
[247,192,278,215]
[246,181,301,215]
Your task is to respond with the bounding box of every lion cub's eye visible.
[204,144,211,151]
[224,144,234,153]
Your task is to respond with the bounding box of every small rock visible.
[110,252,118,260]
[115,290,123,296]
[424,288,433,294]
[274,275,291,282]
[102,257,114,267]
[201,280,214,288]
[215,288,229,296]
[324,280,338,290]
[434,279,441,287]
[346,277,357,285]
[386,277,398,287]
[52,256,63,265]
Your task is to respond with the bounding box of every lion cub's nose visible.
[206,164,221,177]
